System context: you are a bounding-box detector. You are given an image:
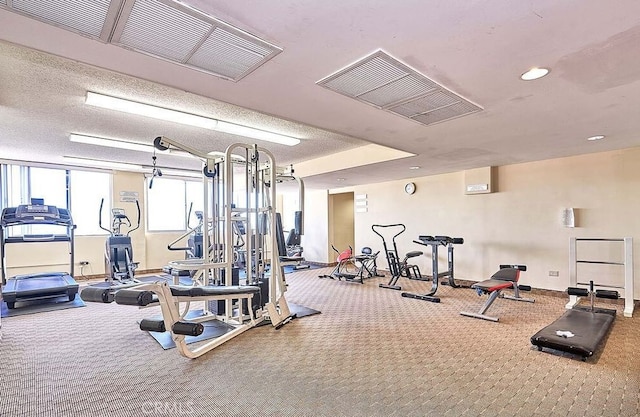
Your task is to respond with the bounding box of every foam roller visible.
[80,287,114,303]
[595,289,619,299]
[172,321,204,336]
[567,287,589,297]
[115,290,154,306]
[139,319,166,333]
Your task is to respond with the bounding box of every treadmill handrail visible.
[22,234,58,242]
[4,234,72,243]
[1,218,74,227]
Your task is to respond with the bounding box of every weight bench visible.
[530,284,618,361]
[460,265,534,322]
[81,281,264,359]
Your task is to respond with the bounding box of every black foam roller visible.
[595,289,620,300]
[115,290,154,306]
[172,321,204,336]
[139,319,166,333]
[567,287,589,297]
[80,287,114,303]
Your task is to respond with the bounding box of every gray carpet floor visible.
[1,268,638,416]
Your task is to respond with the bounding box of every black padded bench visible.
[81,284,260,306]
[531,286,618,361]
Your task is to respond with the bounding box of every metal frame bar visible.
[567,237,634,317]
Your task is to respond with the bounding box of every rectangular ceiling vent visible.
[2,0,282,82]
[111,0,282,81]
[317,50,482,127]
[7,0,113,39]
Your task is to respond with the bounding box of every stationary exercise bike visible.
[99,199,140,284]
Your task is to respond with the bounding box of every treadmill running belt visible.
[2,273,79,307]
[7,275,72,294]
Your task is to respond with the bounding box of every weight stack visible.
[207,267,239,315]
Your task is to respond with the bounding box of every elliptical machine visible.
[99,199,140,284]
[165,203,205,278]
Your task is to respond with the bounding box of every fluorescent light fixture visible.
[587,135,605,141]
[85,92,301,146]
[160,168,203,178]
[520,67,550,81]
[409,166,421,170]
[70,133,192,158]
[70,133,155,153]
[63,156,144,171]
[86,92,218,129]
[216,121,300,146]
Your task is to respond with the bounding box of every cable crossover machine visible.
[81,136,295,358]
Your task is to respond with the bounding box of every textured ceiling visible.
[1,1,640,189]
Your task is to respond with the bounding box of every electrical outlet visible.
[79,261,90,266]
[549,270,559,277]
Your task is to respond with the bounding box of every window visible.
[0,164,111,236]
[30,167,68,209]
[185,180,204,228]
[147,177,186,231]
[70,171,111,235]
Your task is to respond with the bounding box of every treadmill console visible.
[1,204,72,226]
[16,204,60,220]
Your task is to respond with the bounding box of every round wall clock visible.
[404,182,416,195]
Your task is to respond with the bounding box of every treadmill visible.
[1,199,79,309]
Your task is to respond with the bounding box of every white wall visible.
[4,146,640,301]
[302,147,640,298]
[302,189,330,263]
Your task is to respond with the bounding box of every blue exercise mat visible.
[1,295,85,318]
[142,309,235,350]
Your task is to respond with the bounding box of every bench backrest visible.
[490,267,520,282]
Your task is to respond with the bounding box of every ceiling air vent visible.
[317,50,482,127]
[8,0,114,39]
[3,0,282,82]
[116,0,213,63]
[111,0,282,81]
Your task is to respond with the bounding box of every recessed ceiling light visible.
[520,67,550,81]
[587,135,605,141]
[409,166,420,170]
[336,178,346,181]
